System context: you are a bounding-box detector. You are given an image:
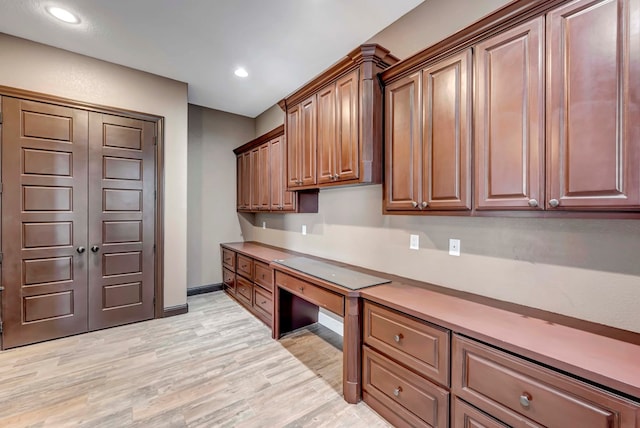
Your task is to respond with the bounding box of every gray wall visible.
[187,105,255,288]
[247,0,640,333]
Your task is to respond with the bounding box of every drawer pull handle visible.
[519,392,532,408]
[393,334,403,343]
[393,386,402,397]
[299,287,304,292]
[261,300,267,305]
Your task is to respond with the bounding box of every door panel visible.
[547,0,640,209]
[475,17,545,210]
[336,70,359,181]
[286,105,301,188]
[422,49,472,210]
[300,95,317,186]
[250,147,260,210]
[258,143,270,210]
[384,73,422,211]
[1,97,89,349]
[88,112,155,331]
[317,83,336,184]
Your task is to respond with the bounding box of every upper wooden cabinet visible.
[280,44,398,190]
[234,126,318,214]
[381,0,640,215]
[384,50,472,213]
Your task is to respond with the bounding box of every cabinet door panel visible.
[258,143,270,210]
[241,151,251,209]
[300,95,317,186]
[547,0,640,209]
[422,49,472,210]
[236,154,243,210]
[336,70,360,181]
[475,18,545,210]
[317,84,336,184]
[250,148,260,210]
[286,105,301,188]
[384,73,422,211]
[269,137,283,210]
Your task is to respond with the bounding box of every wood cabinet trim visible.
[233,125,284,155]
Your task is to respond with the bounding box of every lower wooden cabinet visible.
[220,246,274,329]
[363,346,449,427]
[452,334,640,428]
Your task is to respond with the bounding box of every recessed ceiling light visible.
[47,6,80,24]
[234,67,249,78]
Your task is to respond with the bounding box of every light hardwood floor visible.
[0,292,390,427]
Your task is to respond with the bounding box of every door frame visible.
[0,86,166,327]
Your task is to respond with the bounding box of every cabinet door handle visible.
[393,333,403,343]
[420,201,428,209]
[519,392,532,408]
[76,246,86,254]
[528,199,539,208]
[549,199,560,208]
[411,201,418,208]
[393,386,402,397]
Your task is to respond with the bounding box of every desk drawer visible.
[275,271,344,317]
[452,334,640,428]
[236,275,253,306]
[222,248,235,270]
[363,346,449,428]
[237,254,253,280]
[363,301,450,387]
[223,267,236,294]
[254,261,273,291]
[452,397,508,428]
[253,286,272,317]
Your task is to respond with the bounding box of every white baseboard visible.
[318,309,344,337]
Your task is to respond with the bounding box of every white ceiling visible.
[0,0,424,117]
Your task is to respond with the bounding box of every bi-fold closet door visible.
[1,96,156,349]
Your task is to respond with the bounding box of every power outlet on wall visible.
[262,221,266,229]
[449,239,461,256]
[410,234,419,250]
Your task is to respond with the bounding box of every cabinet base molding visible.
[187,283,223,296]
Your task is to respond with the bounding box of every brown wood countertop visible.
[221,241,640,400]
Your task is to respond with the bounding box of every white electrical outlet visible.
[410,234,419,250]
[262,221,266,229]
[301,225,307,235]
[449,239,461,256]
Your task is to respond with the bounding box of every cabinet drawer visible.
[253,286,273,317]
[223,267,236,294]
[237,254,254,280]
[275,271,344,316]
[222,248,235,270]
[452,397,508,428]
[236,276,253,306]
[254,261,273,291]
[363,346,449,428]
[363,301,450,387]
[452,335,640,428]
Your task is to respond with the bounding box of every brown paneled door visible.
[1,98,156,348]
[1,97,89,348]
[87,112,155,331]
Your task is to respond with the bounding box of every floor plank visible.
[0,292,390,427]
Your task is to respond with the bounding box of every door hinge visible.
[153,244,156,253]
[0,253,3,264]
[0,321,3,334]
[0,182,3,195]
[153,136,157,146]
[153,297,156,307]
[0,112,3,124]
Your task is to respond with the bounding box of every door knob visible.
[411,201,418,208]
[528,199,538,208]
[420,201,428,209]
[91,245,100,253]
[76,246,86,254]
[549,199,560,208]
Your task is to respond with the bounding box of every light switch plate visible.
[449,239,460,256]
[302,225,307,235]
[262,221,266,229]
[410,234,419,250]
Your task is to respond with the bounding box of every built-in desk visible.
[271,257,389,404]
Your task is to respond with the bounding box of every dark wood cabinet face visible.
[258,143,270,210]
[335,70,360,182]
[286,105,301,188]
[241,151,251,209]
[475,17,545,210]
[250,148,260,210]
[422,49,472,211]
[317,83,337,184]
[269,137,283,210]
[300,95,317,187]
[384,72,422,212]
[547,0,640,210]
